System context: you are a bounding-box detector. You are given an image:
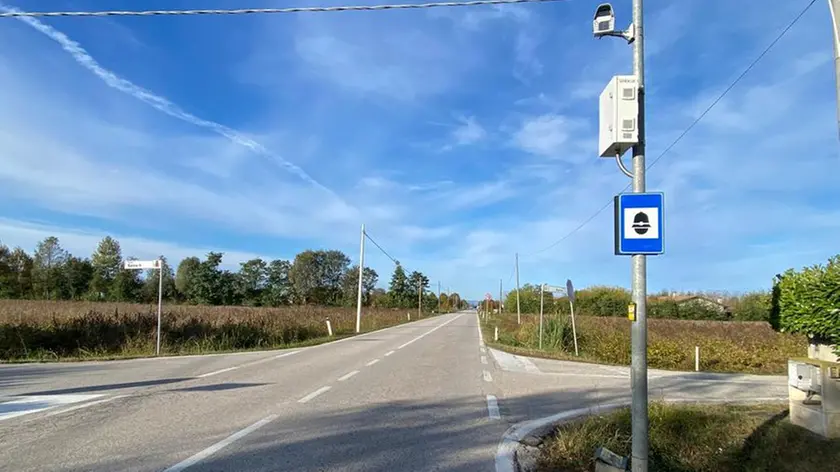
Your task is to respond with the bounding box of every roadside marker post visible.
[566,279,579,356]
[124,259,163,356]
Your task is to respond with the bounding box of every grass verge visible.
[480,313,805,374]
[538,403,840,472]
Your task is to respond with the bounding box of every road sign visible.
[614,192,664,255]
[485,292,493,301]
[566,279,575,304]
[542,284,564,293]
[124,260,161,270]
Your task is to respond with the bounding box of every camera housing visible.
[593,3,615,37]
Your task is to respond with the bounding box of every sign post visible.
[124,259,163,356]
[567,279,579,356]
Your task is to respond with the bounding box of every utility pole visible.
[499,279,503,315]
[418,282,422,319]
[355,224,365,333]
[515,253,521,325]
[438,281,441,312]
[830,0,840,139]
[629,1,649,470]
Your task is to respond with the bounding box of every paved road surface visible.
[0,311,787,471]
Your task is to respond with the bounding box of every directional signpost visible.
[124,259,164,356]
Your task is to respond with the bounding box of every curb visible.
[494,397,788,472]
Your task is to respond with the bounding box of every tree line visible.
[0,236,467,310]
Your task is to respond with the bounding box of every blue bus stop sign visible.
[614,192,664,255]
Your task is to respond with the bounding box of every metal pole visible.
[438,281,441,312]
[630,0,649,470]
[499,279,503,315]
[156,258,163,356]
[539,284,544,350]
[515,253,521,325]
[570,299,579,356]
[356,224,365,333]
[829,0,840,140]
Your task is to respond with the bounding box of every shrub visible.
[574,286,631,317]
[731,291,772,322]
[774,255,840,354]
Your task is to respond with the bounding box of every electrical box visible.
[599,75,639,158]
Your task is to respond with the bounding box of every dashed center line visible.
[384,350,395,357]
[298,386,331,404]
[397,313,464,350]
[486,395,501,419]
[366,359,380,366]
[337,370,359,382]
[483,370,493,382]
[481,355,488,365]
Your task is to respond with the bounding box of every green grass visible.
[538,403,840,472]
[481,313,805,374]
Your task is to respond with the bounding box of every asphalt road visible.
[0,310,787,471]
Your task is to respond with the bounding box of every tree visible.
[190,252,224,305]
[90,236,122,299]
[141,257,176,303]
[340,265,379,306]
[387,264,411,308]
[263,259,292,306]
[237,258,268,306]
[59,256,94,300]
[7,247,33,298]
[0,244,14,298]
[32,236,68,299]
[175,256,201,301]
[111,258,142,302]
[289,250,350,305]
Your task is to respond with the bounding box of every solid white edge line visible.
[494,396,790,472]
[197,350,300,378]
[365,359,380,366]
[196,366,239,378]
[164,414,278,472]
[486,395,501,420]
[337,370,359,382]
[483,370,493,382]
[481,355,488,365]
[396,313,464,350]
[298,386,331,404]
[37,395,128,420]
[476,313,485,346]
[384,350,395,357]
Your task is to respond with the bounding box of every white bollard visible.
[326,319,333,337]
[695,346,700,372]
[495,326,499,342]
[407,312,411,321]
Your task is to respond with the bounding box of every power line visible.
[0,0,564,18]
[364,232,400,266]
[521,0,817,258]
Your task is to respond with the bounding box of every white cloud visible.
[450,116,487,146]
[512,114,588,159]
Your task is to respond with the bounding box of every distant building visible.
[651,294,732,316]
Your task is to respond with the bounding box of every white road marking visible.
[384,350,395,357]
[164,414,277,472]
[0,394,104,421]
[397,313,464,350]
[365,359,380,366]
[483,370,493,382]
[298,386,331,404]
[37,395,128,420]
[338,370,359,382]
[486,395,500,420]
[480,347,486,354]
[476,313,485,346]
[197,350,299,378]
[481,355,488,365]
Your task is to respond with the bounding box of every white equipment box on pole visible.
[599,75,640,158]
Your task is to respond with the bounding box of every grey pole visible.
[630,0,649,470]
[539,284,544,350]
[515,253,521,325]
[499,279,503,315]
[829,0,840,140]
[418,282,422,319]
[355,224,365,333]
[438,281,441,312]
[156,258,163,356]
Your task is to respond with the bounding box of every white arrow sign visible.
[124,260,160,270]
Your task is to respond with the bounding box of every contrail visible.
[1,3,336,196]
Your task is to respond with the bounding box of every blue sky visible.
[0,0,838,300]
